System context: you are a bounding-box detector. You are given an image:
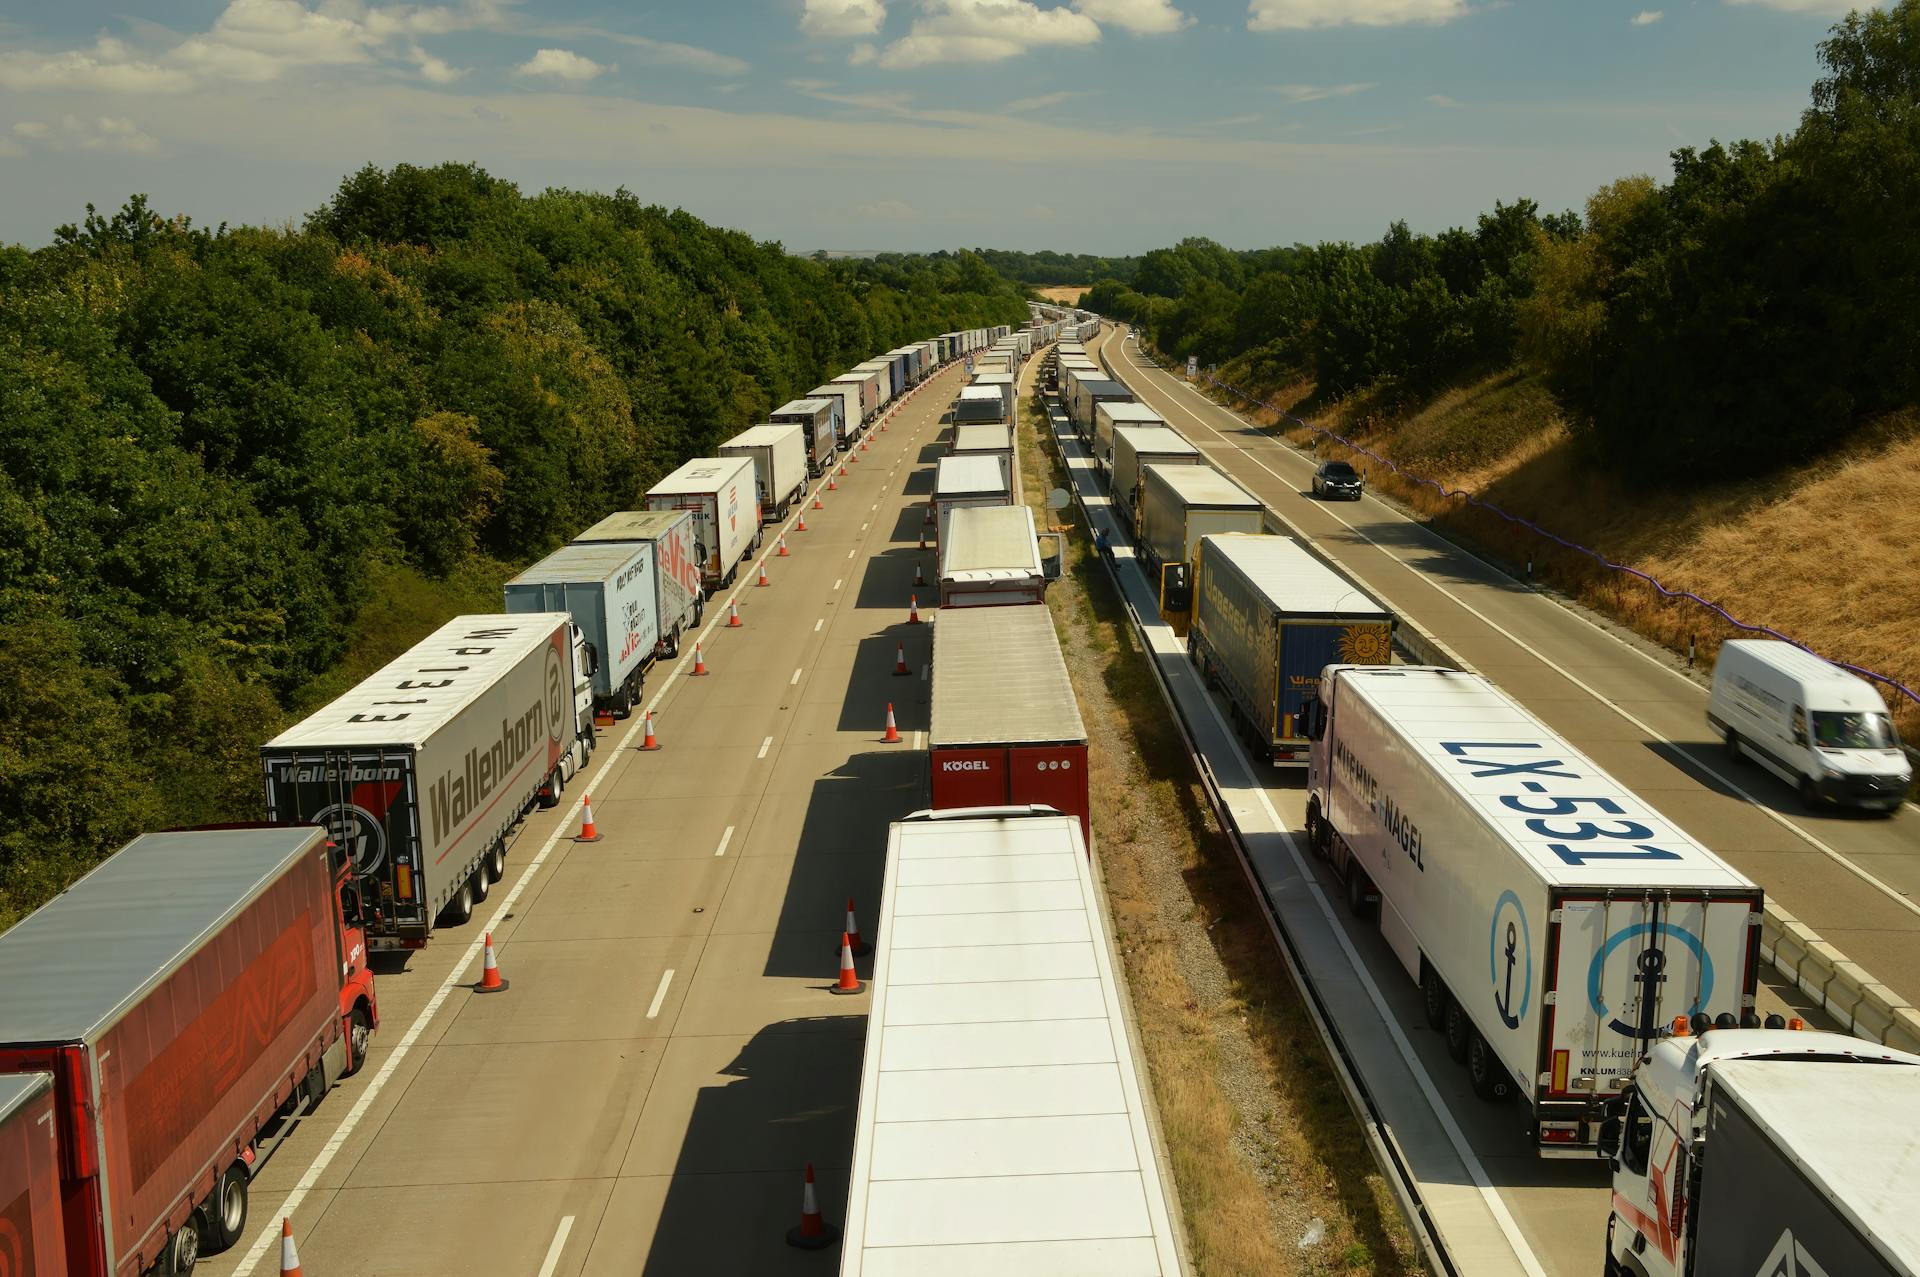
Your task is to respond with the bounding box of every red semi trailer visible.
[0,1072,68,1274]
[0,825,378,1276]
[928,604,1091,843]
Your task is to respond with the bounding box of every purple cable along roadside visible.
[1131,343,1920,715]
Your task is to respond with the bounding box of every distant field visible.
[1036,285,1087,304]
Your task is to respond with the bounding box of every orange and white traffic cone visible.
[827,473,837,490]
[918,528,927,550]
[848,450,860,464]
[726,597,743,628]
[690,643,708,676]
[893,642,910,676]
[860,436,870,452]
[777,533,790,557]
[844,898,871,957]
[831,931,866,996]
[575,793,604,843]
[785,1163,840,1249]
[882,703,901,744]
[757,561,771,588]
[914,560,925,586]
[475,932,509,993]
[907,595,922,625]
[280,1218,303,1276]
[813,492,824,509]
[640,711,661,752]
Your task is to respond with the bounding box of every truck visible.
[931,454,1013,543]
[1600,1024,1920,1277]
[503,542,662,720]
[928,605,1090,842]
[938,504,1058,608]
[950,422,1015,491]
[855,359,896,411]
[644,455,758,593]
[1300,664,1766,1153]
[1093,400,1167,472]
[720,422,810,519]
[1138,462,1264,624]
[1111,424,1201,533]
[830,370,880,431]
[570,508,705,658]
[1055,357,1098,403]
[0,825,378,1275]
[0,1073,68,1273]
[809,382,862,448]
[264,613,592,946]
[970,370,1017,424]
[952,385,1008,427]
[1189,534,1395,763]
[1070,376,1133,438]
[767,400,837,477]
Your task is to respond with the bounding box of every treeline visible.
[1089,2,1920,477]
[971,248,1139,286]
[0,162,1030,922]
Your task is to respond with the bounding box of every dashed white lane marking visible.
[913,730,925,750]
[814,618,824,633]
[833,578,843,591]
[758,735,773,759]
[536,1216,575,1277]
[713,825,734,857]
[921,663,929,682]
[645,969,675,1019]
[791,668,803,685]
[860,522,869,532]
[847,546,857,559]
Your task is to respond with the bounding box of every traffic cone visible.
[280,1218,303,1276]
[918,528,928,550]
[914,560,926,586]
[827,473,838,491]
[844,898,871,957]
[860,436,870,452]
[575,793,604,842]
[475,932,509,993]
[640,711,661,752]
[907,595,922,624]
[726,597,743,628]
[831,931,866,996]
[757,561,771,588]
[785,1163,840,1249]
[795,510,808,531]
[776,533,790,557]
[893,642,910,676]
[813,492,824,509]
[849,450,860,464]
[690,643,708,676]
[882,703,901,744]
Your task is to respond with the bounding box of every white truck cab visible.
[1709,639,1910,813]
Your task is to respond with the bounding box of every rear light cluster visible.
[1667,1012,1802,1037]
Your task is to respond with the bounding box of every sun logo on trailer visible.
[1338,623,1392,665]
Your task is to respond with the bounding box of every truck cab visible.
[1600,1023,1920,1277]
[328,836,381,1073]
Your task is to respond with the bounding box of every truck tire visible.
[1468,1032,1514,1102]
[207,1162,249,1252]
[1344,866,1374,920]
[663,626,681,659]
[441,878,475,928]
[344,1006,373,1076]
[161,1219,201,1273]
[1723,729,1742,763]
[1444,1000,1472,1063]
[487,841,506,883]
[693,595,705,623]
[539,770,562,810]
[469,868,490,905]
[1304,802,1326,860]
[1421,964,1448,1030]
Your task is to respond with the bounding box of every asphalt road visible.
[1090,324,1920,1010]
[199,362,970,1277]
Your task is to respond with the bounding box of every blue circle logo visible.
[1488,891,1532,1029]
[1587,922,1714,1039]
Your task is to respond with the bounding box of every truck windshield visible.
[1324,463,1356,479]
[1812,711,1898,749]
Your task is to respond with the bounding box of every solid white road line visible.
[758,735,773,759]
[646,969,675,1020]
[713,825,734,857]
[536,1216,575,1277]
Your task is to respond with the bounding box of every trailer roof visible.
[970,372,1015,385]
[1096,402,1165,426]
[842,813,1181,1274]
[1078,379,1131,398]
[939,505,1042,581]
[265,612,569,749]
[1144,463,1259,508]
[1339,666,1756,889]
[1199,534,1390,620]
[953,423,1014,453]
[721,422,805,450]
[1713,1058,1920,1268]
[769,398,831,418]
[572,508,691,545]
[831,370,877,384]
[936,454,1010,498]
[0,827,327,1044]
[646,454,753,496]
[931,605,1084,746]
[0,1072,51,1124]
[1114,425,1199,457]
[957,385,1005,403]
[506,540,646,587]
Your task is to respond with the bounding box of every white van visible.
[1709,639,1911,813]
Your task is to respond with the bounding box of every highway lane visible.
[1090,324,1920,1011]
[199,361,971,1277]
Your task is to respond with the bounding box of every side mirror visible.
[1596,1117,1622,1160]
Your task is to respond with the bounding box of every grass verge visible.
[1018,385,1420,1276]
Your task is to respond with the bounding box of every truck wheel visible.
[664,626,681,659]
[487,841,506,883]
[207,1162,249,1252]
[1444,1000,1473,1064]
[1344,866,1374,920]
[1304,802,1326,860]
[162,1219,201,1273]
[441,878,475,928]
[469,868,490,904]
[1798,775,1820,809]
[344,1006,373,1076]
[693,595,705,623]
[1723,729,1742,763]
[1421,964,1449,1030]
[1468,1032,1513,1102]
[539,769,562,809]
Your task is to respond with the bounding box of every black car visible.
[1312,460,1364,500]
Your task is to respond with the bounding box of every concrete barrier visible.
[1759,901,1920,1050]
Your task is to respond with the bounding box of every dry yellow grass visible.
[1018,388,1420,1276]
[1036,284,1089,305]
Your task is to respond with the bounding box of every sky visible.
[0,0,1878,253]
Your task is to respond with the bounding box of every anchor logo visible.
[1487,891,1532,1030]
[1587,922,1713,1042]
[1496,921,1522,1028]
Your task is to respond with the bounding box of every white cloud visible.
[876,0,1101,69]
[9,122,51,140]
[1631,9,1664,23]
[855,198,917,218]
[10,114,159,154]
[1073,0,1194,34]
[515,48,610,81]
[1195,113,1262,127]
[1004,89,1081,111]
[1248,0,1467,30]
[177,0,379,78]
[541,26,748,75]
[1426,92,1460,106]
[1724,0,1858,11]
[1268,81,1376,103]
[0,38,195,93]
[802,0,888,37]
[407,44,465,82]
[849,43,879,63]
